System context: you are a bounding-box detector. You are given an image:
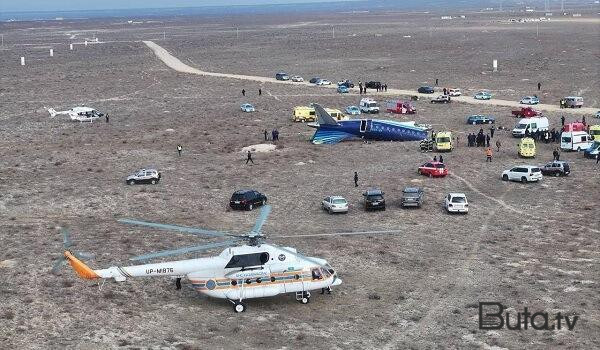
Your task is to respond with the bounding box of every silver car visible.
[321,196,348,214]
[401,187,423,208]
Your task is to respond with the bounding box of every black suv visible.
[365,81,381,89]
[540,161,570,177]
[363,189,386,211]
[418,86,435,94]
[229,190,268,211]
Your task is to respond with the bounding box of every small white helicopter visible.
[56,205,401,312]
[48,106,104,122]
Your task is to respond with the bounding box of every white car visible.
[448,88,461,96]
[321,196,348,214]
[520,96,540,105]
[291,75,304,82]
[240,103,255,112]
[444,193,468,213]
[502,165,543,183]
[315,79,332,85]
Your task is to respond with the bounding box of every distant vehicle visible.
[418,86,435,94]
[401,187,424,208]
[385,100,416,114]
[501,165,543,183]
[359,98,379,114]
[275,72,289,81]
[365,81,381,89]
[596,111,600,119]
[448,88,461,96]
[291,75,304,82]
[512,117,549,137]
[589,125,600,141]
[321,196,349,214]
[434,131,453,152]
[337,85,349,93]
[540,161,570,177]
[431,95,451,104]
[562,122,587,132]
[309,77,321,84]
[467,115,495,125]
[229,190,267,211]
[315,79,332,85]
[520,96,540,105]
[345,106,361,115]
[444,193,468,213]
[583,141,600,159]
[337,80,354,88]
[474,91,492,100]
[48,106,104,122]
[560,131,594,151]
[511,107,541,118]
[240,103,255,112]
[418,161,448,177]
[363,189,385,211]
[518,137,536,158]
[292,106,345,122]
[562,96,583,108]
[126,168,161,185]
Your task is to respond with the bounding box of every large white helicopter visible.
[56,205,401,313]
[48,106,104,122]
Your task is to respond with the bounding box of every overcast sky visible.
[1,0,354,12]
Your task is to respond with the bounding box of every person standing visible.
[435,78,439,86]
[105,113,109,123]
[537,82,541,91]
[258,88,262,96]
[495,139,501,152]
[264,129,268,141]
[433,155,437,162]
[439,155,444,163]
[486,134,491,147]
[246,150,254,164]
[242,89,246,96]
[486,147,493,162]
[553,148,559,161]
[561,115,565,126]
[490,125,495,138]
[177,144,182,157]
[354,172,359,187]
[443,88,447,95]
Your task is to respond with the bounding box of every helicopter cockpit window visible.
[321,267,331,278]
[225,252,270,268]
[311,267,322,280]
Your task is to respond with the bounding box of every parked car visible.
[337,85,349,93]
[562,96,583,108]
[520,96,540,105]
[501,165,543,183]
[418,86,435,94]
[540,161,570,177]
[359,98,379,114]
[474,91,492,100]
[401,187,424,208]
[275,72,289,81]
[321,196,349,214]
[512,117,549,137]
[448,88,462,96]
[291,75,304,82]
[467,115,495,125]
[418,161,448,177]
[240,103,255,112]
[584,141,600,159]
[315,79,331,85]
[309,77,321,84]
[345,106,361,115]
[444,193,468,213]
[560,131,594,151]
[363,189,385,211]
[337,80,354,88]
[511,107,541,118]
[126,168,161,185]
[431,95,451,104]
[365,81,381,89]
[229,190,267,210]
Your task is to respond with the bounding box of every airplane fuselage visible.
[310,119,428,144]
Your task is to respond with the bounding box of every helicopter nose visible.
[332,277,342,286]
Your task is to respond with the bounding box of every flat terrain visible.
[0,10,599,350]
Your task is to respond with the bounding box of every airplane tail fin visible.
[64,251,100,280]
[312,103,338,125]
[48,108,57,117]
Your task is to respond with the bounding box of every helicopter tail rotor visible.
[51,228,94,275]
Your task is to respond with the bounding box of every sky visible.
[0,0,355,13]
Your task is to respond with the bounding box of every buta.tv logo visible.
[479,302,579,331]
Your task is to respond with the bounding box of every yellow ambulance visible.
[292,107,345,122]
[434,131,453,152]
[589,125,600,141]
[518,137,536,158]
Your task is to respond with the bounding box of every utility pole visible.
[163,31,166,40]
[561,0,565,11]
[236,27,239,39]
[332,26,335,39]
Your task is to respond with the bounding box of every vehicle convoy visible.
[401,187,424,208]
[418,161,448,177]
[448,88,461,96]
[520,96,540,105]
[292,106,345,122]
[560,131,594,151]
[474,91,492,100]
[562,122,587,132]
[540,161,570,177]
[360,98,380,114]
[431,95,451,104]
[561,96,584,108]
[518,137,536,158]
[467,115,495,125]
[385,100,416,114]
[126,168,161,185]
[229,190,267,211]
[275,72,289,81]
[434,131,453,152]
[444,193,468,213]
[321,196,349,214]
[240,103,255,112]
[502,165,543,183]
[584,141,600,158]
[365,81,381,89]
[418,86,435,94]
[589,125,600,141]
[512,117,549,137]
[511,107,541,118]
[363,189,385,211]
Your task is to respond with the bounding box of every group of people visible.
[357,81,388,95]
[524,128,560,143]
[241,88,262,97]
[264,129,279,141]
[467,128,492,148]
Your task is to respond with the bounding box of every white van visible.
[563,96,583,108]
[359,98,380,114]
[561,131,594,151]
[448,88,461,96]
[512,117,549,137]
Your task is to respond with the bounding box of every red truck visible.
[511,107,541,118]
[562,122,587,132]
[385,100,416,114]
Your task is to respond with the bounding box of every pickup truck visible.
[431,95,451,104]
[511,107,541,118]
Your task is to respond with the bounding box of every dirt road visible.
[143,40,597,116]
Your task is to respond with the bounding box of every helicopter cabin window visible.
[311,267,323,280]
[225,252,270,268]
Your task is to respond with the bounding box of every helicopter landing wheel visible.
[298,291,311,304]
[233,301,247,313]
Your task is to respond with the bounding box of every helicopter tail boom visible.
[64,251,100,280]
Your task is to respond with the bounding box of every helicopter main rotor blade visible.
[61,228,73,248]
[118,219,238,238]
[129,239,241,261]
[250,205,271,235]
[51,258,66,274]
[273,229,404,238]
